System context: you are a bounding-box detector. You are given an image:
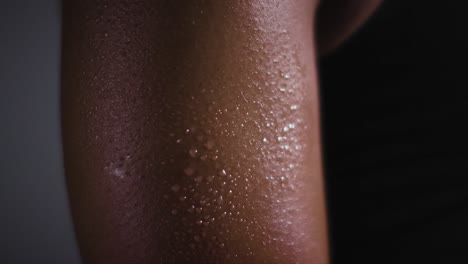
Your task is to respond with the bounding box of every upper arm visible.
[62,1,328,263]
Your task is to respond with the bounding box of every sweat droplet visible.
[184,167,196,176]
[217,196,224,205]
[204,140,215,149]
[171,184,180,192]
[189,148,198,158]
[188,205,195,213]
[194,176,203,183]
[112,167,125,179]
[219,169,227,176]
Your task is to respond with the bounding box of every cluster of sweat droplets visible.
[156,63,305,261]
[161,127,251,260]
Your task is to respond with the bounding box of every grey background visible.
[0,1,80,263]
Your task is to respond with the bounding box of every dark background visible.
[2,0,468,263]
[0,1,80,263]
[321,1,468,264]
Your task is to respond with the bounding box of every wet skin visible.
[62,0,379,263]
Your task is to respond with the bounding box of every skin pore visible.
[61,0,379,263]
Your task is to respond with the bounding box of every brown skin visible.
[62,0,378,263]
